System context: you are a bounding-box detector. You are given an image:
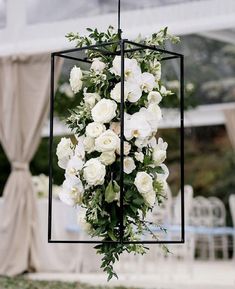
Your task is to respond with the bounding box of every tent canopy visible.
[1,0,235,56]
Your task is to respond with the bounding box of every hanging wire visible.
[118,0,122,39]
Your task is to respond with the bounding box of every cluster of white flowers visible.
[32,174,60,199]
[58,54,169,220]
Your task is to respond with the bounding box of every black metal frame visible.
[48,39,185,244]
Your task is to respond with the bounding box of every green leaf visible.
[105,181,118,203]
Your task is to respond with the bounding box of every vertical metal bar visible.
[48,54,55,242]
[119,39,125,243]
[180,55,185,243]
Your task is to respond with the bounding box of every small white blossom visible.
[69,66,83,93]
[124,157,136,174]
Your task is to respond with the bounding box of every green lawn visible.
[0,277,133,289]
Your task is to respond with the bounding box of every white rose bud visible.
[95,130,119,152]
[83,158,106,186]
[86,122,106,138]
[124,157,136,174]
[99,151,116,165]
[91,99,117,123]
[69,66,83,93]
[134,151,144,163]
[83,136,95,153]
[90,58,106,73]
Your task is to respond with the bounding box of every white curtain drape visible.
[224,108,235,150]
[0,54,62,275]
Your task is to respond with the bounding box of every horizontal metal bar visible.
[53,41,120,56]
[48,239,120,244]
[57,54,92,63]
[48,239,184,244]
[161,55,180,61]
[124,40,183,57]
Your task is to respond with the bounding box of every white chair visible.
[209,197,228,259]
[229,194,235,260]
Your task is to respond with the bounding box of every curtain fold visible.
[224,108,235,150]
[0,54,62,275]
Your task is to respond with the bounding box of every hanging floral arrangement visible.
[56,26,179,280]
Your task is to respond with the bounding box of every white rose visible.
[99,151,116,165]
[84,89,101,108]
[110,82,128,103]
[147,91,162,104]
[56,137,73,169]
[91,99,117,123]
[69,66,83,93]
[134,172,153,195]
[124,111,152,140]
[83,136,95,153]
[86,122,106,138]
[110,56,141,81]
[140,72,156,92]
[59,176,84,206]
[124,157,136,174]
[95,130,119,152]
[90,58,106,73]
[116,141,131,156]
[65,155,84,179]
[134,151,144,163]
[83,158,106,186]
